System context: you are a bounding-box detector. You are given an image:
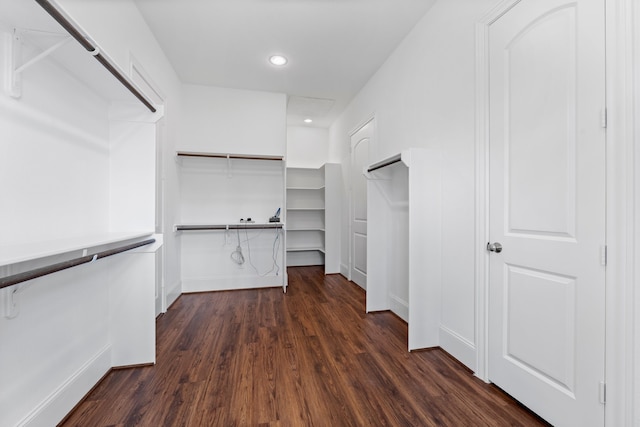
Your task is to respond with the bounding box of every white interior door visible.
[350,120,373,289]
[488,1,606,426]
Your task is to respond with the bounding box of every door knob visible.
[487,242,503,253]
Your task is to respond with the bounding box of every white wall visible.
[0,41,111,244]
[109,120,157,232]
[180,84,287,156]
[330,0,496,369]
[286,126,329,167]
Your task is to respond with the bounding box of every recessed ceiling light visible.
[269,55,288,66]
[304,118,313,124]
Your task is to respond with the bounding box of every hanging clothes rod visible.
[367,154,403,172]
[176,224,283,231]
[176,151,284,161]
[34,0,157,113]
[0,238,155,290]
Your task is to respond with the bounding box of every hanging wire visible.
[230,228,245,265]
[244,225,281,276]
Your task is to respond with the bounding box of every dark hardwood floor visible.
[60,266,550,426]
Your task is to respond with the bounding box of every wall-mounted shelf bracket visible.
[3,285,21,319]
[4,28,72,98]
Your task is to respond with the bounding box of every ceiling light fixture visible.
[269,55,288,66]
[304,118,313,124]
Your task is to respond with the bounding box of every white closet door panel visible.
[488,1,606,425]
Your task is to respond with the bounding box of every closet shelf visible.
[177,148,287,292]
[287,228,325,232]
[0,237,156,290]
[286,247,326,254]
[366,148,441,351]
[175,223,284,231]
[286,186,325,191]
[286,207,324,211]
[0,231,155,268]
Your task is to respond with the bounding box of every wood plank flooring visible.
[60,266,550,426]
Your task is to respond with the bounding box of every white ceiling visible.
[133,0,437,128]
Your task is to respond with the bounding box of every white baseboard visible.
[165,279,182,310]
[340,263,349,279]
[389,293,409,322]
[182,275,284,293]
[439,325,476,371]
[19,345,111,427]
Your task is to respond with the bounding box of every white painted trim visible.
[440,325,476,370]
[473,14,489,385]
[348,114,377,139]
[18,345,111,427]
[340,262,350,279]
[605,0,636,425]
[632,4,640,425]
[129,53,166,104]
[181,276,283,293]
[166,279,182,310]
[128,53,169,313]
[388,293,408,323]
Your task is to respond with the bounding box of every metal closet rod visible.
[176,151,284,161]
[176,224,283,231]
[0,238,156,290]
[34,0,156,113]
[367,154,402,173]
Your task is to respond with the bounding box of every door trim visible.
[475,0,636,424]
[604,0,637,425]
[631,4,640,427]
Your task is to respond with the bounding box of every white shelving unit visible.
[176,152,288,292]
[0,2,163,425]
[286,164,340,273]
[365,149,441,351]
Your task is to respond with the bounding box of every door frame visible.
[130,54,167,316]
[348,115,376,283]
[474,0,637,425]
